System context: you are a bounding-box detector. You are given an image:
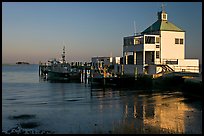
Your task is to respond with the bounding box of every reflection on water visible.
[90,87,202,134]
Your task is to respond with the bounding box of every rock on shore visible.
[2,125,54,134]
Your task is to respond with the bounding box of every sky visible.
[2,2,202,64]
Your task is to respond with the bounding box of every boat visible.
[47,46,71,81]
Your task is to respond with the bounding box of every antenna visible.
[134,20,136,36]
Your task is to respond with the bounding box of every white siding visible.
[160,31,185,60]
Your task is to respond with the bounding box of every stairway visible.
[155,64,174,77]
[160,64,174,73]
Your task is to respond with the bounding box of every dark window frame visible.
[175,38,179,44]
[156,51,160,59]
[145,36,155,44]
[180,39,183,44]
[156,37,160,43]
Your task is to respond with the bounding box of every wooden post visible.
[90,66,93,86]
[39,65,40,76]
[121,64,124,76]
[85,67,87,84]
[134,67,138,80]
[81,68,84,83]
[39,61,41,76]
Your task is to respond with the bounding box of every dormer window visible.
[163,14,167,20]
[158,11,168,21]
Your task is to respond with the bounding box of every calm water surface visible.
[2,64,202,134]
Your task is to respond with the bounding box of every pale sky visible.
[2,2,202,64]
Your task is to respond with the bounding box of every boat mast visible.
[62,45,65,63]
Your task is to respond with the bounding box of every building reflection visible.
[121,92,194,133]
[90,88,196,133]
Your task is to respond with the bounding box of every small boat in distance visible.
[16,61,30,64]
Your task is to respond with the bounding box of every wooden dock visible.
[38,63,50,76]
[89,74,153,89]
[39,61,201,92]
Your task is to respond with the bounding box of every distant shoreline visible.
[2,63,37,65]
[16,62,30,64]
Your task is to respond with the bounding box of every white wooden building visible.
[116,7,199,76]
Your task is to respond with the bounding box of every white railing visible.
[173,65,199,73]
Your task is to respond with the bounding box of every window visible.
[145,36,155,44]
[156,37,160,43]
[134,37,144,45]
[175,38,184,45]
[139,38,144,44]
[156,45,160,48]
[124,38,134,46]
[156,51,160,59]
[180,39,183,44]
[163,14,167,20]
[134,38,140,45]
[166,60,178,65]
[124,39,128,46]
[175,38,179,44]
[129,38,134,45]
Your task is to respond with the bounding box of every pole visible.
[81,68,84,83]
[85,67,87,84]
[134,67,138,80]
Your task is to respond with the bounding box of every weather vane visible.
[161,3,165,12]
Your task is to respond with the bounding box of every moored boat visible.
[47,61,71,81]
[47,46,71,81]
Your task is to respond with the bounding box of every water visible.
[2,64,202,134]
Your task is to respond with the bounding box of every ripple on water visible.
[8,114,36,120]
[5,98,17,100]
[65,99,80,102]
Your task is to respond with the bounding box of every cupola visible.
[157,4,167,21]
